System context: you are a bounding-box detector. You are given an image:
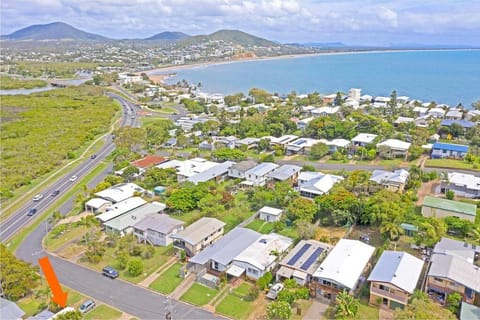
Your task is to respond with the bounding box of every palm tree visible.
[380,221,404,241]
[335,290,359,319]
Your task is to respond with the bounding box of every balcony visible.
[370,286,408,305]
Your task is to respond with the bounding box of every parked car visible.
[90,154,97,159]
[27,208,37,216]
[79,300,96,313]
[102,266,119,279]
[51,190,60,197]
[69,175,78,182]
[266,283,284,300]
[33,194,44,201]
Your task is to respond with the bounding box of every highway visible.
[0,93,138,242]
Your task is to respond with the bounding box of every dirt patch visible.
[314,226,347,245]
[247,293,267,320]
[57,211,94,225]
[416,180,441,205]
[347,225,384,248]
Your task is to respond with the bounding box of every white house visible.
[187,161,235,185]
[96,197,147,224]
[376,139,411,158]
[244,162,279,186]
[298,172,344,198]
[133,213,184,246]
[351,133,378,147]
[94,183,145,203]
[103,202,166,235]
[228,160,258,179]
[84,198,112,214]
[258,206,283,222]
[441,172,480,199]
[311,107,339,117]
[232,233,293,280]
[428,107,446,119]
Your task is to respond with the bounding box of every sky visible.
[1,0,480,46]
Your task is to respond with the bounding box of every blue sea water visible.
[162,50,480,107]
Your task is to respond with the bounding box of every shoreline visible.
[144,48,480,79]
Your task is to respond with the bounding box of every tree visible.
[113,127,147,154]
[446,292,462,315]
[380,221,404,241]
[389,90,398,116]
[122,165,139,181]
[55,310,83,320]
[266,301,292,320]
[277,290,296,305]
[212,148,247,161]
[143,167,176,189]
[287,197,317,223]
[256,272,273,290]
[127,259,143,277]
[0,244,39,300]
[296,220,316,239]
[335,290,359,319]
[309,142,329,160]
[472,100,480,110]
[445,190,455,200]
[249,88,272,104]
[395,297,456,319]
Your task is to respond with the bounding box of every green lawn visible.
[43,223,89,252]
[278,225,299,240]
[84,304,122,320]
[149,262,184,294]
[180,283,219,306]
[233,283,252,296]
[245,220,275,234]
[355,302,379,320]
[425,159,479,170]
[216,293,254,319]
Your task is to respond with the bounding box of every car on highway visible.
[33,194,44,202]
[27,208,37,216]
[69,175,78,182]
[79,300,96,313]
[102,266,119,279]
[51,190,60,197]
[266,283,284,300]
[90,154,97,159]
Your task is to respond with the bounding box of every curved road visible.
[4,93,219,319]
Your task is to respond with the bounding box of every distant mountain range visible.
[1,22,107,41]
[144,31,190,41]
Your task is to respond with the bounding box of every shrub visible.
[295,287,310,300]
[266,301,292,320]
[278,290,296,305]
[256,271,273,290]
[115,251,129,270]
[141,246,155,259]
[284,279,298,289]
[127,259,143,277]
[247,286,260,301]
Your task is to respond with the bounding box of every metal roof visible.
[432,142,469,153]
[188,227,261,266]
[229,160,258,172]
[267,164,302,181]
[245,162,279,177]
[0,298,25,320]
[133,213,184,234]
[367,251,424,294]
[96,197,147,223]
[103,202,166,232]
[423,196,476,216]
[280,240,332,275]
[428,254,480,292]
[187,161,235,185]
[170,217,225,245]
[441,119,475,128]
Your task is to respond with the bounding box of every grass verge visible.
[425,159,479,171]
[180,283,219,306]
[84,304,123,320]
[149,262,185,294]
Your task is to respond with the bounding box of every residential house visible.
[321,139,351,153]
[285,138,320,155]
[367,251,424,309]
[231,233,293,280]
[187,161,236,185]
[351,133,378,147]
[422,196,476,222]
[311,106,339,117]
[258,206,283,222]
[235,137,260,149]
[466,110,480,121]
[426,253,480,306]
[0,298,25,320]
[163,137,177,148]
[433,237,479,264]
[170,217,226,257]
[297,117,314,130]
[157,158,218,182]
[322,93,337,104]
[431,142,469,159]
[312,239,375,299]
[440,120,475,135]
[198,140,215,151]
[369,169,410,193]
[267,164,302,186]
[349,88,362,101]
[131,155,168,171]
[103,202,166,235]
[298,172,344,199]
[228,160,258,179]
[244,162,279,186]
[187,227,261,276]
[413,106,429,116]
[460,302,480,320]
[268,135,299,149]
[133,213,184,246]
[445,109,464,120]
[276,240,332,285]
[301,106,316,116]
[376,139,411,159]
[94,183,145,203]
[428,107,446,119]
[214,136,237,149]
[95,197,147,224]
[394,117,415,126]
[441,172,480,199]
[84,198,112,214]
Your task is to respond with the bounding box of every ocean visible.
[161,50,480,107]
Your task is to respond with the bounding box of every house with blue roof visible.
[431,142,469,159]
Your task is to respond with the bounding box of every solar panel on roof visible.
[287,243,311,266]
[300,247,323,271]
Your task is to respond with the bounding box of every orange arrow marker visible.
[38,256,68,307]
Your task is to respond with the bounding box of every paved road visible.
[11,94,220,320]
[0,95,138,242]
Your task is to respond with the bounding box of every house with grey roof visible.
[267,164,302,186]
[231,233,293,280]
[187,161,235,185]
[426,253,480,306]
[433,237,479,264]
[367,251,424,309]
[96,197,147,224]
[369,169,409,193]
[298,171,344,198]
[235,137,260,149]
[187,227,261,277]
[422,196,477,222]
[277,240,332,285]
[258,206,283,222]
[228,160,258,179]
[133,213,184,246]
[441,172,480,199]
[244,162,279,186]
[460,302,480,320]
[103,202,166,235]
[0,298,25,320]
[170,217,226,257]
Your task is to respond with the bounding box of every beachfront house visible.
[170,217,226,257]
[276,240,332,286]
[367,251,424,309]
[421,196,476,222]
[441,172,480,199]
[431,142,469,159]
[133,213,184,246]
[312,239,375,299]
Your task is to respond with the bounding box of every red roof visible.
[131,155,167,168]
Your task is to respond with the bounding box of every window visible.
[433,277,444,283]
[379,285,389,292]
[322,280,332,286]
[212,261,219,270]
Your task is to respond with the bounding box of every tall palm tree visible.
[380,221,404,241]
[335,290,359,319]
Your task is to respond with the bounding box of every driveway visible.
[302,297,331,320]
